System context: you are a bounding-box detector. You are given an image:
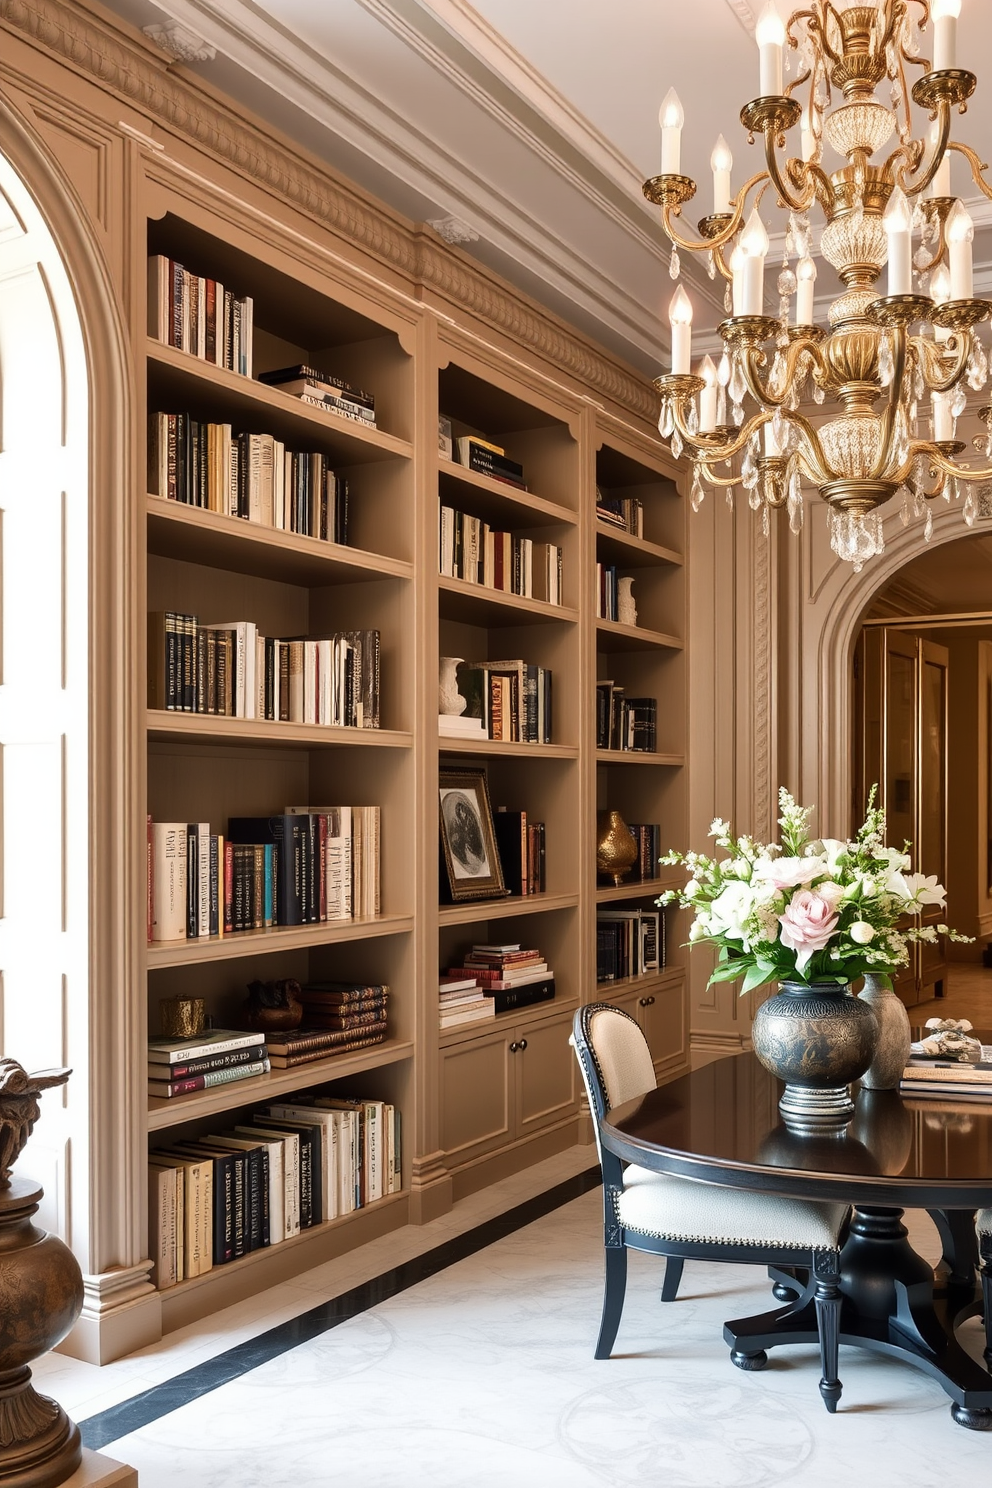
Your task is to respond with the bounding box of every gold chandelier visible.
[646,0,992,569]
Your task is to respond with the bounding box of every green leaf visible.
[740,962,775,994]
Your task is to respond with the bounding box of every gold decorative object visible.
[0,1061,83,1488]
[647,1,992,570]
[596,810,638,885]
[159,997,206,1038]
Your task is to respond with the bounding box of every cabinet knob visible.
[509,1038,528,1053]
[518,1037,528,1051]
[638,995,655,1007]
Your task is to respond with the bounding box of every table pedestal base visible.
[724,1207,992,1429]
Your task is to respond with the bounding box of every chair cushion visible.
[978,1207,992,1238]
[617,1165,848,1250]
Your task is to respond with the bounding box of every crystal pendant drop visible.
[914,485,926,519]
[659,400,674,438]
[741,442,757,490]
[771,405,787,447]
[669,247,681,281]
[813,382,825,405]
[770,352,787,398]
[787,467,804,534]
[749,484,762,511]
[952,383,967,418]
[671,425,683,460]
[761,503,770,537]
[894,405,910,467]
[967,339,989,391]
[718,350,731,388]
[946,475,957,503]
[685,399,699,436]
[964,488,978,526]
[728,356,747,406]
[724,282,733,314]
[924,506,934,542]
[914,365,925,402]
[900,489,911,526]
[732,402,745,425]
[777,266,796,298]
[707,251,717,281]
[878,334,893,387]
[913,243,930,271]
[726,486,735,508]
[690,467,705,512]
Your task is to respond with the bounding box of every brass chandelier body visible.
[646,1,992,568]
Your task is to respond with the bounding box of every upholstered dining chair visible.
[979,1209,992,1368]
[572,1003,852,1413]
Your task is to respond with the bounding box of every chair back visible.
[571,1004,656,1163]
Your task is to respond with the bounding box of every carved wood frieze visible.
[0,0,658,426]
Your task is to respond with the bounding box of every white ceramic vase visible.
[439,656,466,716]
[857,973,912,1090]
[617,576,637,626]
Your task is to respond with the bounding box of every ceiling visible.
[95,0,992,380]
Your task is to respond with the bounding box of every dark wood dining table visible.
[600,1049,992,1429]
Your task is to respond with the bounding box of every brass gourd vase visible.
[596,811,638,886]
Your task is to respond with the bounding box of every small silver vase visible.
[857,973,911,1090]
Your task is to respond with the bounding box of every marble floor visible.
[32,1146,992,1488]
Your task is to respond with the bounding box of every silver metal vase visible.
[857,973,912,1090]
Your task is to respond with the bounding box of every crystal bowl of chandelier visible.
[648,0,992,571]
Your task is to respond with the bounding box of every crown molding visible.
[0,0,658,422]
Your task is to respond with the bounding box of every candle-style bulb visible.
[669,285,694,325]
[668,285,693,375]
[698,354,719,432]
[796,254,817,325]
[756,4,787,96]
[932,0,961,72]
[883,185,913,296]
[931,261,952,305]
[659,88,685,175]
[710,135,733,214]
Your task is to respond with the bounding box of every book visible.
[157,1044,268,1081]
[150,822,188,941]
[439,1003,497,1028]
[201,1133,279,1246]
[147,1057,270,1098]
[265,1030,387,1068]
[900,1056,992,1084]
[251,1115,321,1228]
[147,1150,213,1277]
[232,1124,300,1237]
[147,1029,265,1065]
[267,1102,344,1222]
[483,978,556,1014]
[147,1162,180,1289]
[899,1080,992,1100]
[257,364,375,413]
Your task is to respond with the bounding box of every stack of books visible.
[147,1028,270,1101]
[437,976,496,1031]
[148,806,380,941]
[438,504,561,603]
[438,710,487,739]
[492,807,546,896]
[265,982,389,1066]
[899,1042,992,1102]
[454,434,526,490]
[443,943,555,1013]
[148,415,349,542]
[627,823,662,884]
[455,659,552,744]
[148,1093,400,1288]
[257,363,376,429]
[596,490,644,536]
[148,612,379,728]
[596,682,657,752]
[148,254,253,375]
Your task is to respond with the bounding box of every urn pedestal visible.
[751,981,879,1133]
[0,1179,83,1488]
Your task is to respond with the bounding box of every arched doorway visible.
[0,94,153,1360]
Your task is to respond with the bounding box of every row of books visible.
[438,505,562,604]
[493,809,546,896]
[455,659,552,745]
[258,362,376,428]
[596,910,664,983]
[148,808,381,941]
[148,612,380,728]
[266,982,390,1068]
[149,1091,400,1287]
[148,1028,270,1099]
[621,824,663,885]
[898,1042,992,1101]
[597,563,635,624]
[596,491,645,537]
[452,434,527,490]
[596,683,658,753]
[148,415,350,543]
[148,254,253,376]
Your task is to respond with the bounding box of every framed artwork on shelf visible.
[438,767,507,902]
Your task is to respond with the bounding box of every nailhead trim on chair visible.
[610,1187,844,1250]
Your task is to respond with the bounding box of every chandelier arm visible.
[869,323,909,481]
[919,331,972,394]
[741,337,825,410]
[784,157,832,215]
[898,98,951,197]
[696,462,740,490]
[946,141,992,202]
[660,171,770,254]
[905,442,992,485]
[762,132,816,214]
[779,409,830,483]
[691,409,776,467]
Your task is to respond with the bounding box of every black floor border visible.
[79,1166,602,1450]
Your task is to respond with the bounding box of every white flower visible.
[706,880,755,941]
[818,837,848,870]
[688,919,708,942]
[849,921,875,945]
[683,877,701,899]
[709,817,731,839]
[897,872,947,909]
[752,854,825,891]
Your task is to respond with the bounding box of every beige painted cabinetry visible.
[602,968,687,1080]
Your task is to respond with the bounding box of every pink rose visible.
[778,889,840,972]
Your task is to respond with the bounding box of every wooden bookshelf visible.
[1,12,688,1359]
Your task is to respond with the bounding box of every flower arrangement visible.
[657,787,969,995]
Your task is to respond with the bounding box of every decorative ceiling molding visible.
[427,214,479,244]
[0,0,658,422]
[103,0,687,360]
[143,20,216,64]
[722,0,758,36]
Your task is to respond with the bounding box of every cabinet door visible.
[635,981,686,1077]
[514,1012,576,1139]
[440,1030,512,1163]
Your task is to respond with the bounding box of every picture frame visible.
[438,767,507,902]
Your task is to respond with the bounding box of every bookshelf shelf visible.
[595,523,683,569]
[595,966,684,999]
[146,497,412,586]
[596,877,674,903]
[146,711,413,751]
[146,1039,415,1131]
[438,996,579,1047]
[437,576,577,628]
[438,736,578,759]
[147,341,414,465]
[438,892,578,928]
[596,749,685,767]
[438,460,577,528]
[146,914,415,969]
[595,618,682,653]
